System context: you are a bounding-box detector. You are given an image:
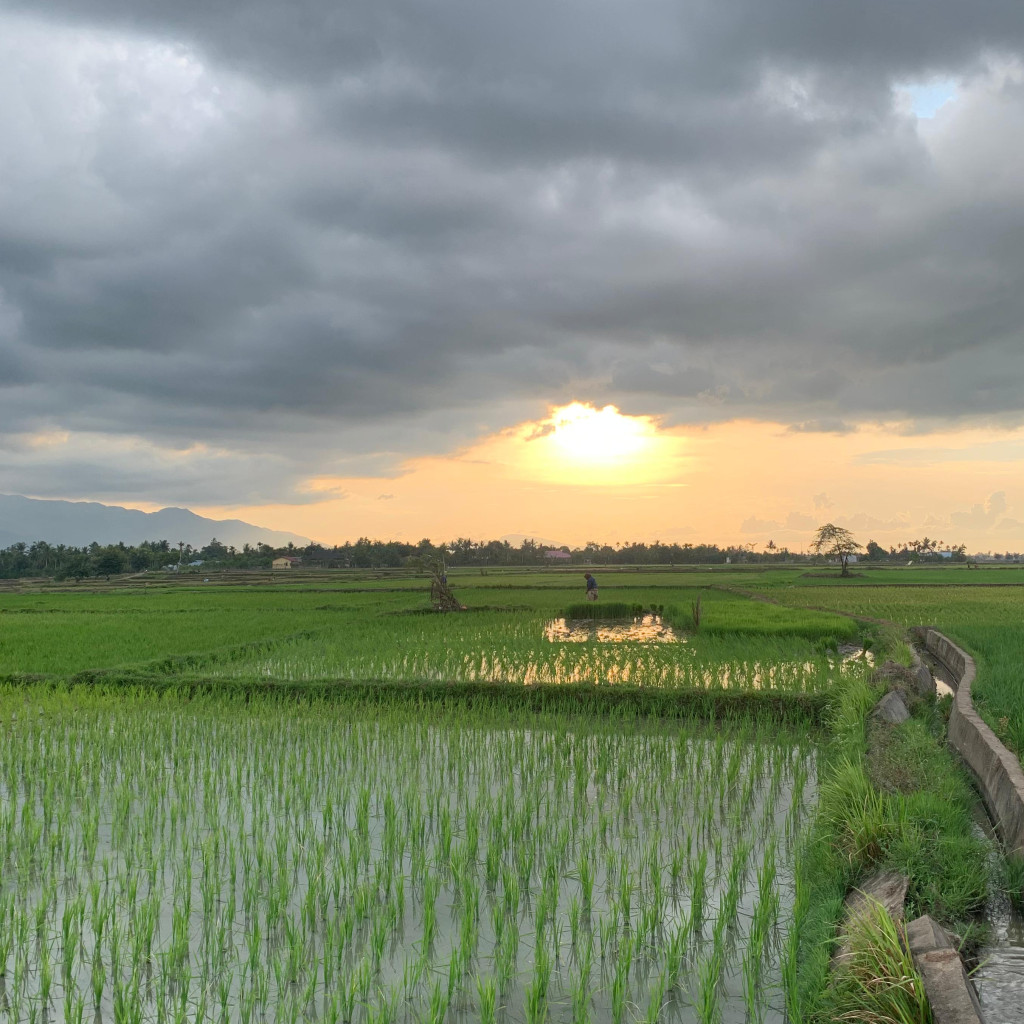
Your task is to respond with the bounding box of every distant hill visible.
[0,494,311,550]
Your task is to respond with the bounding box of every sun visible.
[510,402,687,485]
[549,403,651,465]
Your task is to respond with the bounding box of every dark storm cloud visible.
[2,0,1024,503]
[10,0,1024,89]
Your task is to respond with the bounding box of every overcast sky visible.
[2,0,1024,545]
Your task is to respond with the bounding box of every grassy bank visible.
[795,659,990,1020]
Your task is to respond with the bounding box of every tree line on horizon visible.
[0,532,1007,580]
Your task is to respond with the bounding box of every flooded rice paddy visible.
[544,616,681,644]
[191,614,871,693]
[0,686,818,1024]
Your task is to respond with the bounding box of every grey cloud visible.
[608,361,716,399]
[0,448,312,506]
[785,512,817,530]
[856,440,1024,466]
[839,512,912,533]
[995,517,1024,531]
[950,491,1010,530]
[740,516,782,534]
[2,1,1024,504]
[740,510,816,534]
[10,0,1024,93]
[788,420,858,435]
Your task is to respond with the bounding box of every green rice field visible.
[0,563,1017,1022]
[0,582,858,687]
[752,578,1024,755]
[0,685,816,1024]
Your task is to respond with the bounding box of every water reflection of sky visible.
[834,644,876,668]
[544,614,682,643]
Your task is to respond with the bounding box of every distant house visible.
[272,556,301,569]
[545,549,571,561]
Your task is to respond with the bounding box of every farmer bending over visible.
[584,572,598,601]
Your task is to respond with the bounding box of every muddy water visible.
[836,644,876,668]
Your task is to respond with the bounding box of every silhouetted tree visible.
[811,523,862,577]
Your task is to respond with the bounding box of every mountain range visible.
[0,494,311,550]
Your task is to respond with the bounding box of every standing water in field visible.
[544,614,681,643]
[0,685,818,1024]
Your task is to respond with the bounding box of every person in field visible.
[584,572,598,601]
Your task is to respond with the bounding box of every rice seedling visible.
[475,974,497,1024]
[0,672,817,1023]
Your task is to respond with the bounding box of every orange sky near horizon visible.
[190,404,1024,552]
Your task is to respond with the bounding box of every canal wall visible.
[920,629,1024,856]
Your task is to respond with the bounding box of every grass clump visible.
[816,758,900,866]
[827,900,932,1024]
[1001,853,1024,912]
[868,699,989,923]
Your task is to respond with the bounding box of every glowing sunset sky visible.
[189,404,1024,549]
[2,1,1024,550]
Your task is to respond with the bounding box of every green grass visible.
[670,595,859,641]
